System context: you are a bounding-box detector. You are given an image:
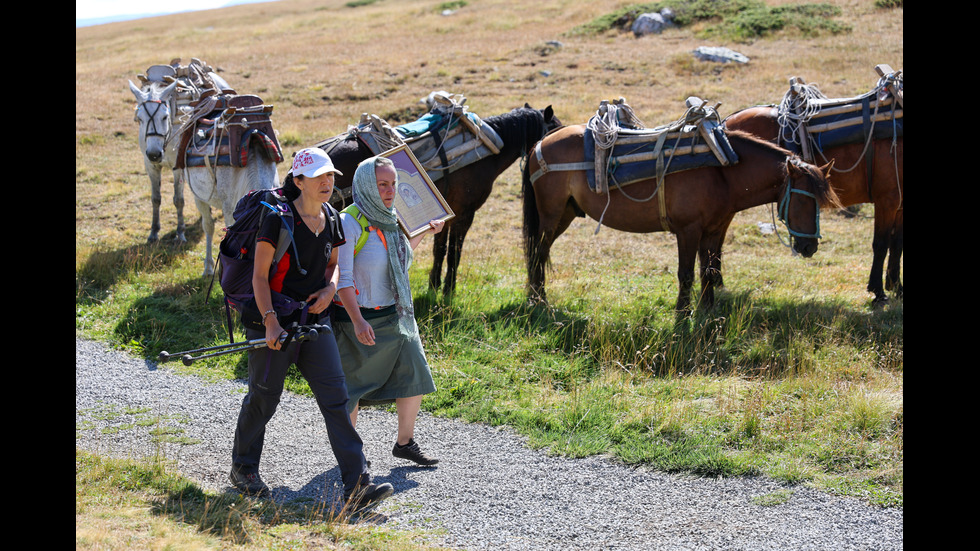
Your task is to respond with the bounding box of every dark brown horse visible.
[725,104,903,307]
[522,126,839,313]
[320,104,561,296]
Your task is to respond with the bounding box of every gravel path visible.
[76,337,903,550]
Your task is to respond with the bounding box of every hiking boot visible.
[344,482,394,514]
[392,438,439,466]
[229,469,270,497]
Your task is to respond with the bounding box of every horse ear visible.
[544,105,554,120]
[785,157,802,177]
[524,102,532,109]
[161,80,179,102]
[129,80,147,102]
[820,160,835,178]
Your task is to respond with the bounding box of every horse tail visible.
[521,155,546,295]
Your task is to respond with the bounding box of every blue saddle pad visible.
[781,90,903,155]
[584,124,737,191]
[395,111,485,139]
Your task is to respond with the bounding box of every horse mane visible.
[725,129,841,209]
[484,107,546,152]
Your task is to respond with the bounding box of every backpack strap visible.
[341,203,387,256]
[261,195,307,276]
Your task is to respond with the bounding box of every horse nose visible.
[146,148,163,163]
[794,238,818,258]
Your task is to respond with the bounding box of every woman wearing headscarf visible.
[230,147,392,510]
[334,155,445,466]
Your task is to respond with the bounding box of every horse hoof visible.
[871,296,889,309]
[147,234,159,244]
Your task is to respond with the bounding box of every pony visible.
[128,60,237,245]
[724,89,903,307]
[322,104,561,296]
[522,126,839,314]
[182,141,280,277]
[129,79,184,243]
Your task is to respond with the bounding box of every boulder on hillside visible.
[692,46,750,64]
[632,10,675,36]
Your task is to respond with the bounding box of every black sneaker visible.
[229,469,270,497]
[344,482,394,514]
[392,438,439,466]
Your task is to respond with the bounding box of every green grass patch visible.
[567,0,849,42]
[76,242,902,507]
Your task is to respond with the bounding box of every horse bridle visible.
[776,157,821,240]
[136,98,171,141]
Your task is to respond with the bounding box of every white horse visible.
[129,79,185,243]
[183,141,279,276]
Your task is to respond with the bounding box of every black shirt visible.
[256,201,345,302]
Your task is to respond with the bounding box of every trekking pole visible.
[158,325,325,366]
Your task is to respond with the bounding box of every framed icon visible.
[380,144,455,238]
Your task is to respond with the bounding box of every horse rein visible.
[775,157,822,242]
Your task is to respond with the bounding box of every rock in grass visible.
[693,46,750,64]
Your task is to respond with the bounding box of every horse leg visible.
[674,227,702,315]
[146,159,163,243]
[195,196,216,277]
[697,230,726,310]
[885,211,903,298]
[867,220,890,307]
[172,169,187,244]
[708,216,733,291]
[443,211,475,298]
[428,224,448,291]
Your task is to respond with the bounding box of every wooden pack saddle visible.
[581,97,738,194]
[776,64,903,162]
[316,91,503,193]
[175,93,283,170]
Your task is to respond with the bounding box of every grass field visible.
[77,0,902,546]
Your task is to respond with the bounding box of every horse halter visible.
[136,98,171,141]
[777,157,821,240]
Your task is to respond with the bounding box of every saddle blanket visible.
[358,110,503,183]
[177,94,283,170]
[182,128,281,169]
[781,86,903,156]
[584,122,738,192]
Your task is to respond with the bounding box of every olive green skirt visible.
[334,310,436,414]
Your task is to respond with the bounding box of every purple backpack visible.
[209,188,309,343]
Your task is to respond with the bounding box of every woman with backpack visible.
[230,147,393,511]
[334,156,445,467]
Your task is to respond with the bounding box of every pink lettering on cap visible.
[294,151,314,170]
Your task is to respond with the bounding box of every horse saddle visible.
[584,97,738,193]
[176,94,283,170]
[353,95,504,183]
[778,71,903,157]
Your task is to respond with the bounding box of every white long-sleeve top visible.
[335,212,403,309]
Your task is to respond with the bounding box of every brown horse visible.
[522,126,839,314]
[725,105,903,307]
[321,104,561,296]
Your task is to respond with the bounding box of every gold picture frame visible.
[380,144,455,238]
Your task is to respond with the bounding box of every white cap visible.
[289,147,343,178]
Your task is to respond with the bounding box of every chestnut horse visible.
[321,104,561,296]
[522,127,839,314]
[725,104,903,307]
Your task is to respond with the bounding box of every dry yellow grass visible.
[76,0,902,305]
